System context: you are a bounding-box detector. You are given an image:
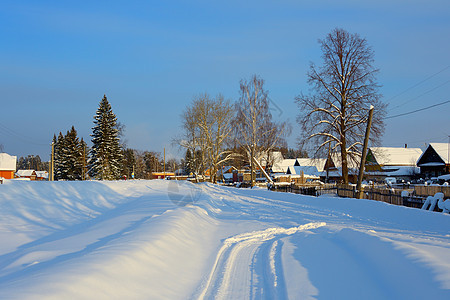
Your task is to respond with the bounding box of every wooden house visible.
[151,172,175,179]
[217,166,237,183]
[15,169,37,180]
[271,159,297,174]
[286,158,326,179]
[36,171,49,181]
[417,143,450,178]
[0,153,17,179]
[364,147,422,182]
[259,151,284,172]
[321,153,359,183]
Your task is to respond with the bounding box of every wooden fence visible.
[271,183,336,197]
[271,182,450,209]
[337,184,450,208]
[336,184,405,206]
[414,185,450,198]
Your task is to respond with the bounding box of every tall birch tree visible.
[178,94,234,183]
[234,75,289,186]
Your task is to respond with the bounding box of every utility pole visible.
[82,143,86,180]
[250,144,255,188]
[163,148,166,178]
[50,141,54,181]
[326,143,331,183]
[356,106,374,199]
[447,135,449,173]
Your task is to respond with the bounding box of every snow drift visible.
[0,180,449,299]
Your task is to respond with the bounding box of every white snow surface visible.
[0,180,449,299]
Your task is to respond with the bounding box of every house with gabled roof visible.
[321,153,359,183]
[286,158,326,178]
[417,143,450,178]
[15,169,37,180]
[0,153,17,180]
[364,147,422,181]
[258,151,284,173]
[295,158,326,172]
[271,159,297,174]
[35,171,49,181]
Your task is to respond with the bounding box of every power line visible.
[0,122,49,146]
[385,99,450,120]
[387,65,450,104]
[390,79,450,110]
[398,134,449,146]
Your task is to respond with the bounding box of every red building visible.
[151,172,175,179]
[15,170,37,180]
[0,153,17,179]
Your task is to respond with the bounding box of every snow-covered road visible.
[0,180,449,299]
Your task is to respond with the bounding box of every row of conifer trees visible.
[52,95,123,180]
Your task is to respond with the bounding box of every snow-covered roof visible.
[269,151,284,163]
[16,170,36,177]
[319,167,359,178]
[369,147,422,166]
[219,166,237,173]
[416,143,450,167]
[365,166,420,177]
[418,162,445,167]
[257,151,284,167]
[328,153,359,169]
[287,165,321,177]
[271,159,296,173]
[295,158,326,173]
[36,171,49,179]
[438,174,450,181]
[429,143,449,164]
[0,153,17,171]
[223,173,233,179]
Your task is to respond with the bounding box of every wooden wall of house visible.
[0,170,14,179]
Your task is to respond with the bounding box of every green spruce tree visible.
[54,132,66,180]
[53,127,86,181]
[89,95,123,180]
[79,138,88,180]
[64,126,83,180]
[184,149,193,175]
[121,148,136,179]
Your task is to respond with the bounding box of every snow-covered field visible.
[0,180,449,299]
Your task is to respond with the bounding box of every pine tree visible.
[64,126,83,180]
[89,95,123,180]
[54,132,66,180]
[121,148,136,179]
[53,128,86,181]
[79,138,88,180]
[184,149,193,175]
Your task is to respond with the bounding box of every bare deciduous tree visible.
[197,94,234,183]
[178,94,234,183]
[235,75,290,186]
[178,104,200,176]
[296,28,386,184]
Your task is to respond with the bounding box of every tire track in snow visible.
[195,222,326,299]
[250,238,287,299]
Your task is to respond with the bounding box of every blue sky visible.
[1,0,449,160]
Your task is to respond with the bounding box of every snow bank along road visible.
[0,180,449,299]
